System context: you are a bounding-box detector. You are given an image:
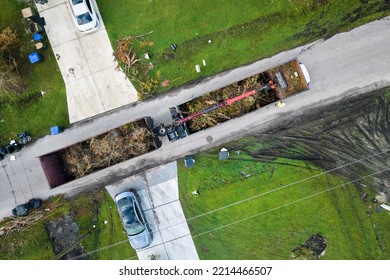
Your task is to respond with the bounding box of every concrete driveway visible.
[36,0,138,123]
[105,162,199,260]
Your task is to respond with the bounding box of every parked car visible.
[68,0,100,33]
[114,189,153,250]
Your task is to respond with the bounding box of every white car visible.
[68,0,100,33]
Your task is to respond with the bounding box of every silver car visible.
[68,0,99,33]
[115,189,153,250]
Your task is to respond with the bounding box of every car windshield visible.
[118,197,145,236]
[76,12,92,25]
[72,0,83,4]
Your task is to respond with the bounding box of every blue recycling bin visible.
[33,33,44,41]
[50,126,61,135]
[28,52,42,64]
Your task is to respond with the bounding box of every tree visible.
[0,27,21,66]
[0,27,25,97]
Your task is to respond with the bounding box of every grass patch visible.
[0,196,69,260]
[73,189,136,260]
[0,189,136,260]
[369,207,390,259]
[384,87,390,103]
[97,0,390,97]
[178,152,390,259]
[0,1,68,143]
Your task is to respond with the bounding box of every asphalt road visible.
[1,16,390,219]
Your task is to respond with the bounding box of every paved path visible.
[36,0,138,123]
[105,162,199,260]
[1,16,390,220]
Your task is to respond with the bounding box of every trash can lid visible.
[33,33,42,40]
[35,42,44,49]
[28,52,41,64]
[50,126,60,135]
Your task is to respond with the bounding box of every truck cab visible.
[299,63,311,85]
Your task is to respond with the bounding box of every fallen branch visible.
[0,210,46,235]
[120,31,154,41]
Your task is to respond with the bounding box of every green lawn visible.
[97,0,390,96]
[178,151,390,259]
[1,154,387,260]
[72,189,136,260]
[0,1,68,143]
[0,189,136,260]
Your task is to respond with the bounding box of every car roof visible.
[116,194,146,236]
[70,0,89,16]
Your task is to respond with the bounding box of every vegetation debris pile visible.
[62,121,155,178]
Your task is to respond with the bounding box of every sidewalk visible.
[105,162,199,260]
[35,0,138,123]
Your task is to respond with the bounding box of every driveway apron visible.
[36,0,138,123]
[105,162,199,260]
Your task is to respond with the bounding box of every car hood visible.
[129,228,153,250]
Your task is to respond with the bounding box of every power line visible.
[187,148,390,222]
[6,157,27,202]
[1,160,18,205]
[327,147,390,180]
[72,150,390,259]
[71,165,390,260]
[20,157,34,197]
[70,239,130,260]
[192,167,390,238]
[133,148,390,229]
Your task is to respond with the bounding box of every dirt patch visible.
[45,214,89,260]
[297,1,389,40]
[201,246,209,253]
[291,233,326,259]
